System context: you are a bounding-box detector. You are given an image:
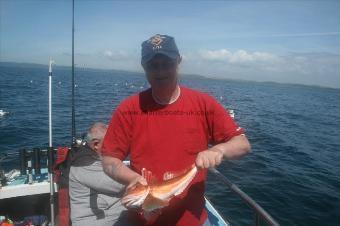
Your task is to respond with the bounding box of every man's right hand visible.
[126,174,148,190]
[103,156,148,187]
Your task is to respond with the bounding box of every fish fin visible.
[142,168,158,184]
[142,194,169,211]
[163,164,196,181]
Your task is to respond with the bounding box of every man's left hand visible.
[195,148,224,169]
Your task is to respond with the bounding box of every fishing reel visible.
[68,133,89,161]
[74,133,88,148]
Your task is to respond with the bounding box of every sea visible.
[0,62,339,226]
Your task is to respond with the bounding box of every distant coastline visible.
[1,61,339,91]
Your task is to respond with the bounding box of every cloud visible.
[198,49,278,63]
[221,32,340,39]
[181,48,340,88]
[103,50,113,57]
[102,50,132,60]
[95,49,141,71]
[261,31,340,38]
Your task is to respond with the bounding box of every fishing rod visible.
[71,0,76,145]
[47,0,76,217]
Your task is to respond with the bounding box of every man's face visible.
[89,139,104,155]
[143,54,180,88]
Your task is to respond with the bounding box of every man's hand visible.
[126,174,148,190]
[195,135,251,169]
[126,172,161,224]
[126,167,154,190]
[102,156,146,186]
[195,147,224,169]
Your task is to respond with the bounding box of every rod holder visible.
[27,159,33,184]
[20,149,27,175]
[33,148,41,175]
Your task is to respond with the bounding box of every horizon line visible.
[0,60,339,91]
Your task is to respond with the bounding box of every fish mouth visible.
[122,186,150,209]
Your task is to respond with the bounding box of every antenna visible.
[48,58,55,226]
[49,58,54,148]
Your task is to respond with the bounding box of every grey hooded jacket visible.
[69,145,129,226]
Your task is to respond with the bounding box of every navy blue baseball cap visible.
[141,34,180,65]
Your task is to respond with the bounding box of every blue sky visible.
[1,0,340,88]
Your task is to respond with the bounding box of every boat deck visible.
[1,169,57,199]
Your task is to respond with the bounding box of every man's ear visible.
[92,139,100,151]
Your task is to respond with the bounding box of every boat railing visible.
[209,168,280,226]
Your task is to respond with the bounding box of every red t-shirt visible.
[102,86,244,226]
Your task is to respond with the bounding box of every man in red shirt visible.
[102,34,251,226]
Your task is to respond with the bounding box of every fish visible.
[121,164,198,212]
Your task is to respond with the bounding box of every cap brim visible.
[142,50,178,65]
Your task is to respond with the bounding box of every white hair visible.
[85,122,108,143]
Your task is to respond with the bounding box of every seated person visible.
[69,122,128,226]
